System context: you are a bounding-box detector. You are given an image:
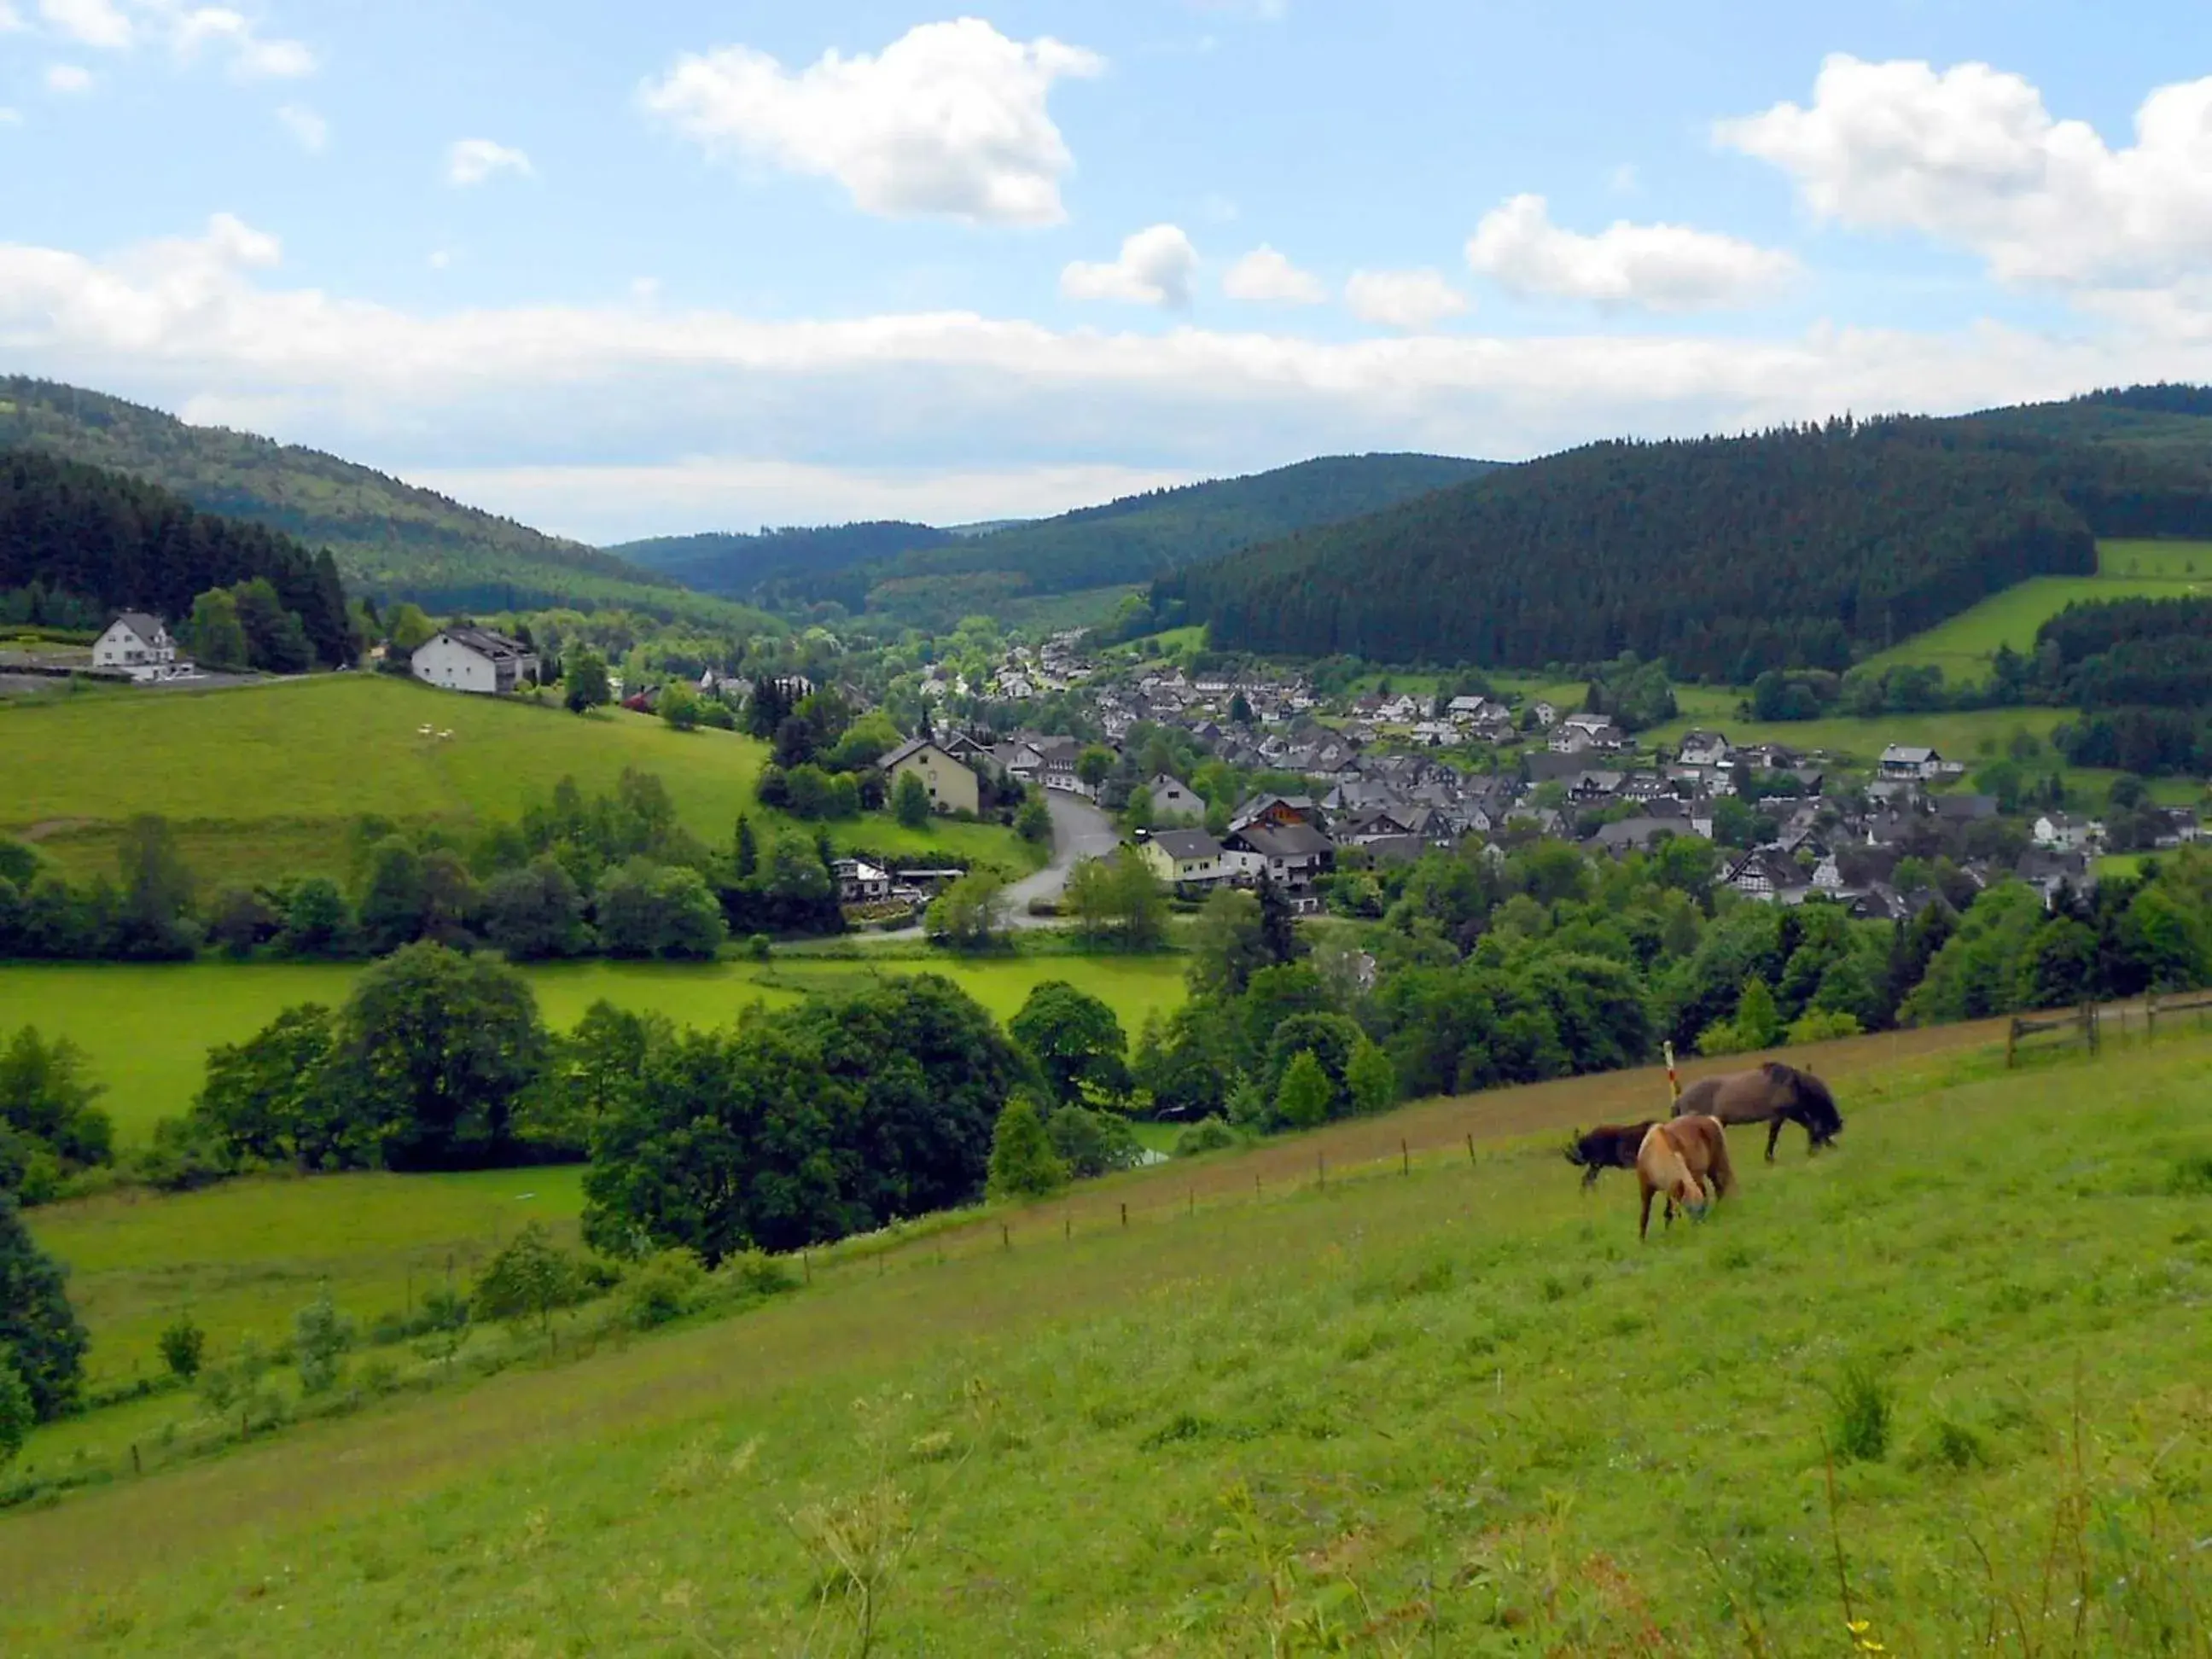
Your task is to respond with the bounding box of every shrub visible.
[624,1248,706,1330]
[987,1096,1068,1200]
[294,1291,355,1395]
[1172,1117,1241,1158]
[713,1249,800,1301]
[473,1222,591,1334]
[157,1313,206,1382]
[1045,1105,1144,1179]
[1786,1010,1863,1045]
[744,932,772,962]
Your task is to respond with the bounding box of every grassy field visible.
[0,674,1026,885]
[1859,538,2212,684]
[3,1022,2207,1653]
[0,953,1192,1144]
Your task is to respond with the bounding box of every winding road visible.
[1002,790,1121,927]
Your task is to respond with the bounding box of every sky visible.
[5,0,2212,542]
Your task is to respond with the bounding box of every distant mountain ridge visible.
[0,379,771,627]
[1169,393,2212,678]
[620,452,1496,626]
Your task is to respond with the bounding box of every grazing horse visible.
[1674,1061,1842,1163]
[1563,1121,1656,1190]
[1636,1115,1736,1240]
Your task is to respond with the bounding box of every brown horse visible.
[1636,1115,1735,1240]
[1674,1061,1842,1163]
[1563,1121,1656,1190]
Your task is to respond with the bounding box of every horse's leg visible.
[1639,1181,1655,1242]
[1766,1115,1784,1164]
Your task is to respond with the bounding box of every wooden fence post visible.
[1662,1041,1681,1102]
[1318,1151,1326,1192]
[1063,1214,1071,1242]
[1466,1133,1476,1166]
[1120,1202,1127,1229]
[2005,1020,2018,1069]
[1000,1222,1010,1250]
[2147,992,2158,1044]
[1401,1138,1410,1176]
[802,1249,811,1285]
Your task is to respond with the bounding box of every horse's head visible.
[1773,1062,1844,1146]
[1565,1130,1604,1190]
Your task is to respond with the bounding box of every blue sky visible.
[5,1,2212,540]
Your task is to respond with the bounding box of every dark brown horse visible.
[1636,1115,1736,1240]
[1564,1121,1656,1190]
[1673,1062,1842,1163]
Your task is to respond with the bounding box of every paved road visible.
[1003,790,1120,927]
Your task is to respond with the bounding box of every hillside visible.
[0,673,1019,886]
[1,448,351,663]
[6,1026,2207,1651]
[611,521,957,601]
[1169,410,2212,676]
[0,380,772,628]
[632,453,1495,625]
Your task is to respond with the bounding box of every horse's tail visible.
[1703,1118,1737,1198]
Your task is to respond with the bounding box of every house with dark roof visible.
[1224,819,1335,892]
[92,612,178,678]
[1136,829,1231,888]
[411,626,538,695]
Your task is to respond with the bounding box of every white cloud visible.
[13,215,2212,537]
[1718,55,2212,289]
[1222,245,1325,305]
[1062,224,1199,307]
[1344,268,1468,330]
[39,0,130,49]
[0,2,27,32]
[641,18,1102,226]
[445,137,533,188]
[44,61,93,92]
[274,102,324,152]
[171,7,315,79]
[1465,194,1798,311]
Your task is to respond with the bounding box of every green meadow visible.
[0,952,1193,1144]
[3,1027,2207,1654]
[1859,538,2212,684]
[0,673,1027,885]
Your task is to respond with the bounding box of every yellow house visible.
[881,736,981,816]
[1135,830,1229,888]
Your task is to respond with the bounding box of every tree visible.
[518,1000,667,1159]
[472,1222,585,1335]
[987,1096,1068,1200]
[596,860,725,959]
[893,770,933,829]
[192,1003,347,1167]
[732,814,760,881]
[386,602,437,656]
[1076,745,1115,794]
[115,814,197,959]
[356,838,428,955]
[336,943,549,1169]
[658,682,701,730]
[206,882,279,957]
[1015,796,1052,845]
[1274,1050,1333,1131]
[0,1191,90,1419]
[230,577,314,672]
[481,858,591,959]
[928,870,1007,949]
[1255,870,1303,967]
[277,876,353,957]
[1347,1039,1397,1116]
[1109,858,1171,950]
[564,648,612,714]
[1045,1105,1142,1178]
[158,1313,206,1382]
[0,1357,31,1471]
[1010,981,1129,1108]
[181,586,250,669]
[293,1290,354,1394]
[1734,975,1783,1051]
[1188,888,1267,999]
[1,1025,114,1198]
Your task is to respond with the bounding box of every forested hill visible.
[640,453,1496,620]
[881,453,1494,599]
[1,448,352,662]
[612,521,957,599]
[1165,420,2192,678]
[0,379,771,628]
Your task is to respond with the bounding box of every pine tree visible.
[733,814,760,881]
[1274,1050,1334,1130]
[0,1191,90,1421]
[1735,975,1783,1051]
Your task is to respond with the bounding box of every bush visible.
[294,1291,355,1395]
[744,932,772,962]
[623,1248,706,1330]
[1172,1117,1242,1158]
[158,1313,206,1381]
[1045,1105,1144,1179]
[987,1096,1068,1200]
[1785,1010,1863,1045]
[712,1249,800,1301]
